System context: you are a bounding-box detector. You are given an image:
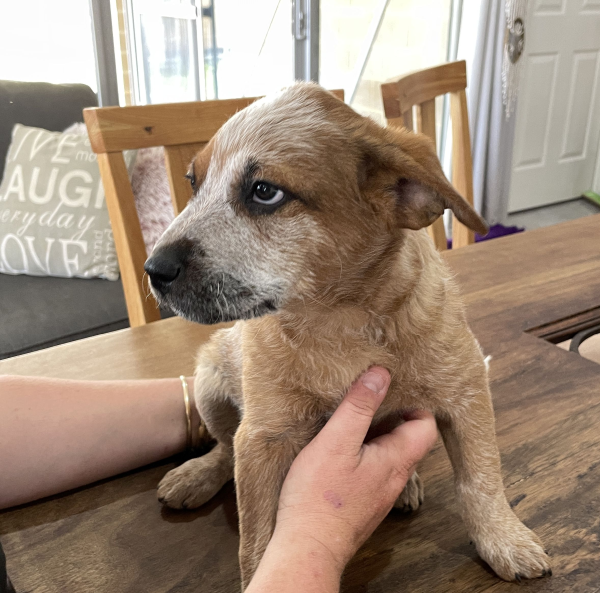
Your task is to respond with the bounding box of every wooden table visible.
[1,215,599,593]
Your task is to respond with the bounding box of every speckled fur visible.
[153,83,550,588]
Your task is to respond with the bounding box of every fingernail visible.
[361,370,386,394]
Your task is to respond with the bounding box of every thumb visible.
[316,367,391,455]
[370,410,438,484]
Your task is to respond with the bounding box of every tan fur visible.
[151,83,550,588]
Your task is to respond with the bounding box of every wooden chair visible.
[380,60,475,251]
[84,91,344,327]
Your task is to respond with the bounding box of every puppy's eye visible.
[185,173,196,190]
[252,181,284,205]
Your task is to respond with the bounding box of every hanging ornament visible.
[502,0,529,118]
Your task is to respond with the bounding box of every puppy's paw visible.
[475,522,551,582]
[157,455,231,510]
[393,471,424,513]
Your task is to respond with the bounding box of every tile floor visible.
[505,197,599,230]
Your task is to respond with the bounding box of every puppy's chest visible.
[240,323,424,410]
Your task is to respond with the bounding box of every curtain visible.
[465,0,517,224]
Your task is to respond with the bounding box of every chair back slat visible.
[85,89,345,153]
[403,109,414,132]
[380,61,475,251]
[164,143,208,215]
[96,152,161,325]
[415,99,437,145]
[384,61,467,118]
[450,89,475,249]
[84,98,258,152]
[415,99,447,250]
[85,89,345,326]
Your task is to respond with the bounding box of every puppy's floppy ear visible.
[356,120,488,235]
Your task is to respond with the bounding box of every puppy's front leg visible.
[438,385,551,581]
[234,417,316,590]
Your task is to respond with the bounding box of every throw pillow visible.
[0,124,135,280]
[66,123,174,256]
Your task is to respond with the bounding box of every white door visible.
[508,0,600,212]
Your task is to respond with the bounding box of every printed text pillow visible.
[0,124,133,280]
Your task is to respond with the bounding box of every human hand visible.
[269,367,438,578]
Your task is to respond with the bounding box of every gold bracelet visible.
[180,375,192,451]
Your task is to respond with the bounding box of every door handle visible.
[507,17,525,64]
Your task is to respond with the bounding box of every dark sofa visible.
[0,80,129,359]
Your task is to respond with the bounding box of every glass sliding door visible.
[199,0,219,99]
[128,0,204,104]
[125,0,295,104]
[208,0,294,99]
[113,1,454,107]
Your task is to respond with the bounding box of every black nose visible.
[144,249,183,292]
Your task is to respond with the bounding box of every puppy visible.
[145,83,550,587]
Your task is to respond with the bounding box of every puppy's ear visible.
[356,121,488,235]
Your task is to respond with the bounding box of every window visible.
[320,0,451,122]
[120,0,451,109]
[0,0,97,90]
[127,0,203,104]
[125,0,294,103]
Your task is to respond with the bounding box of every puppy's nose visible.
[144,250,183,293]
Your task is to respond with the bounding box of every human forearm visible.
[246,529,341,593]
[0,375,194,509]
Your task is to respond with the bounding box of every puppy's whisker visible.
[142,271,154,302]
[215,292,223,320]
[221,293,231,318]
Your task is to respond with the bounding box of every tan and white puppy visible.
[145,83,551,588]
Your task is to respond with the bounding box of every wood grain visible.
[0,316,232,380]
[415,99,437,143]
[526,306,600,343]
[381,61,467,117]
[1,215,599,591]
[415,99,447,251]
[83,98,259,153]
[97,152,161,327]
[450,89,476,249]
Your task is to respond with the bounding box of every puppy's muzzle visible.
[144,241,280,324]
[145,247,185,294]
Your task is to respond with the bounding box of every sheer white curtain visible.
[459,0,517,224]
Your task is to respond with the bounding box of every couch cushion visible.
[0,274,129,359]
[0,80,98,182]
[0,124,134,281]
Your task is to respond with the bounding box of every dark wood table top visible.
[1,214,599,593]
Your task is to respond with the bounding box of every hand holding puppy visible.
[246,367,438,593]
